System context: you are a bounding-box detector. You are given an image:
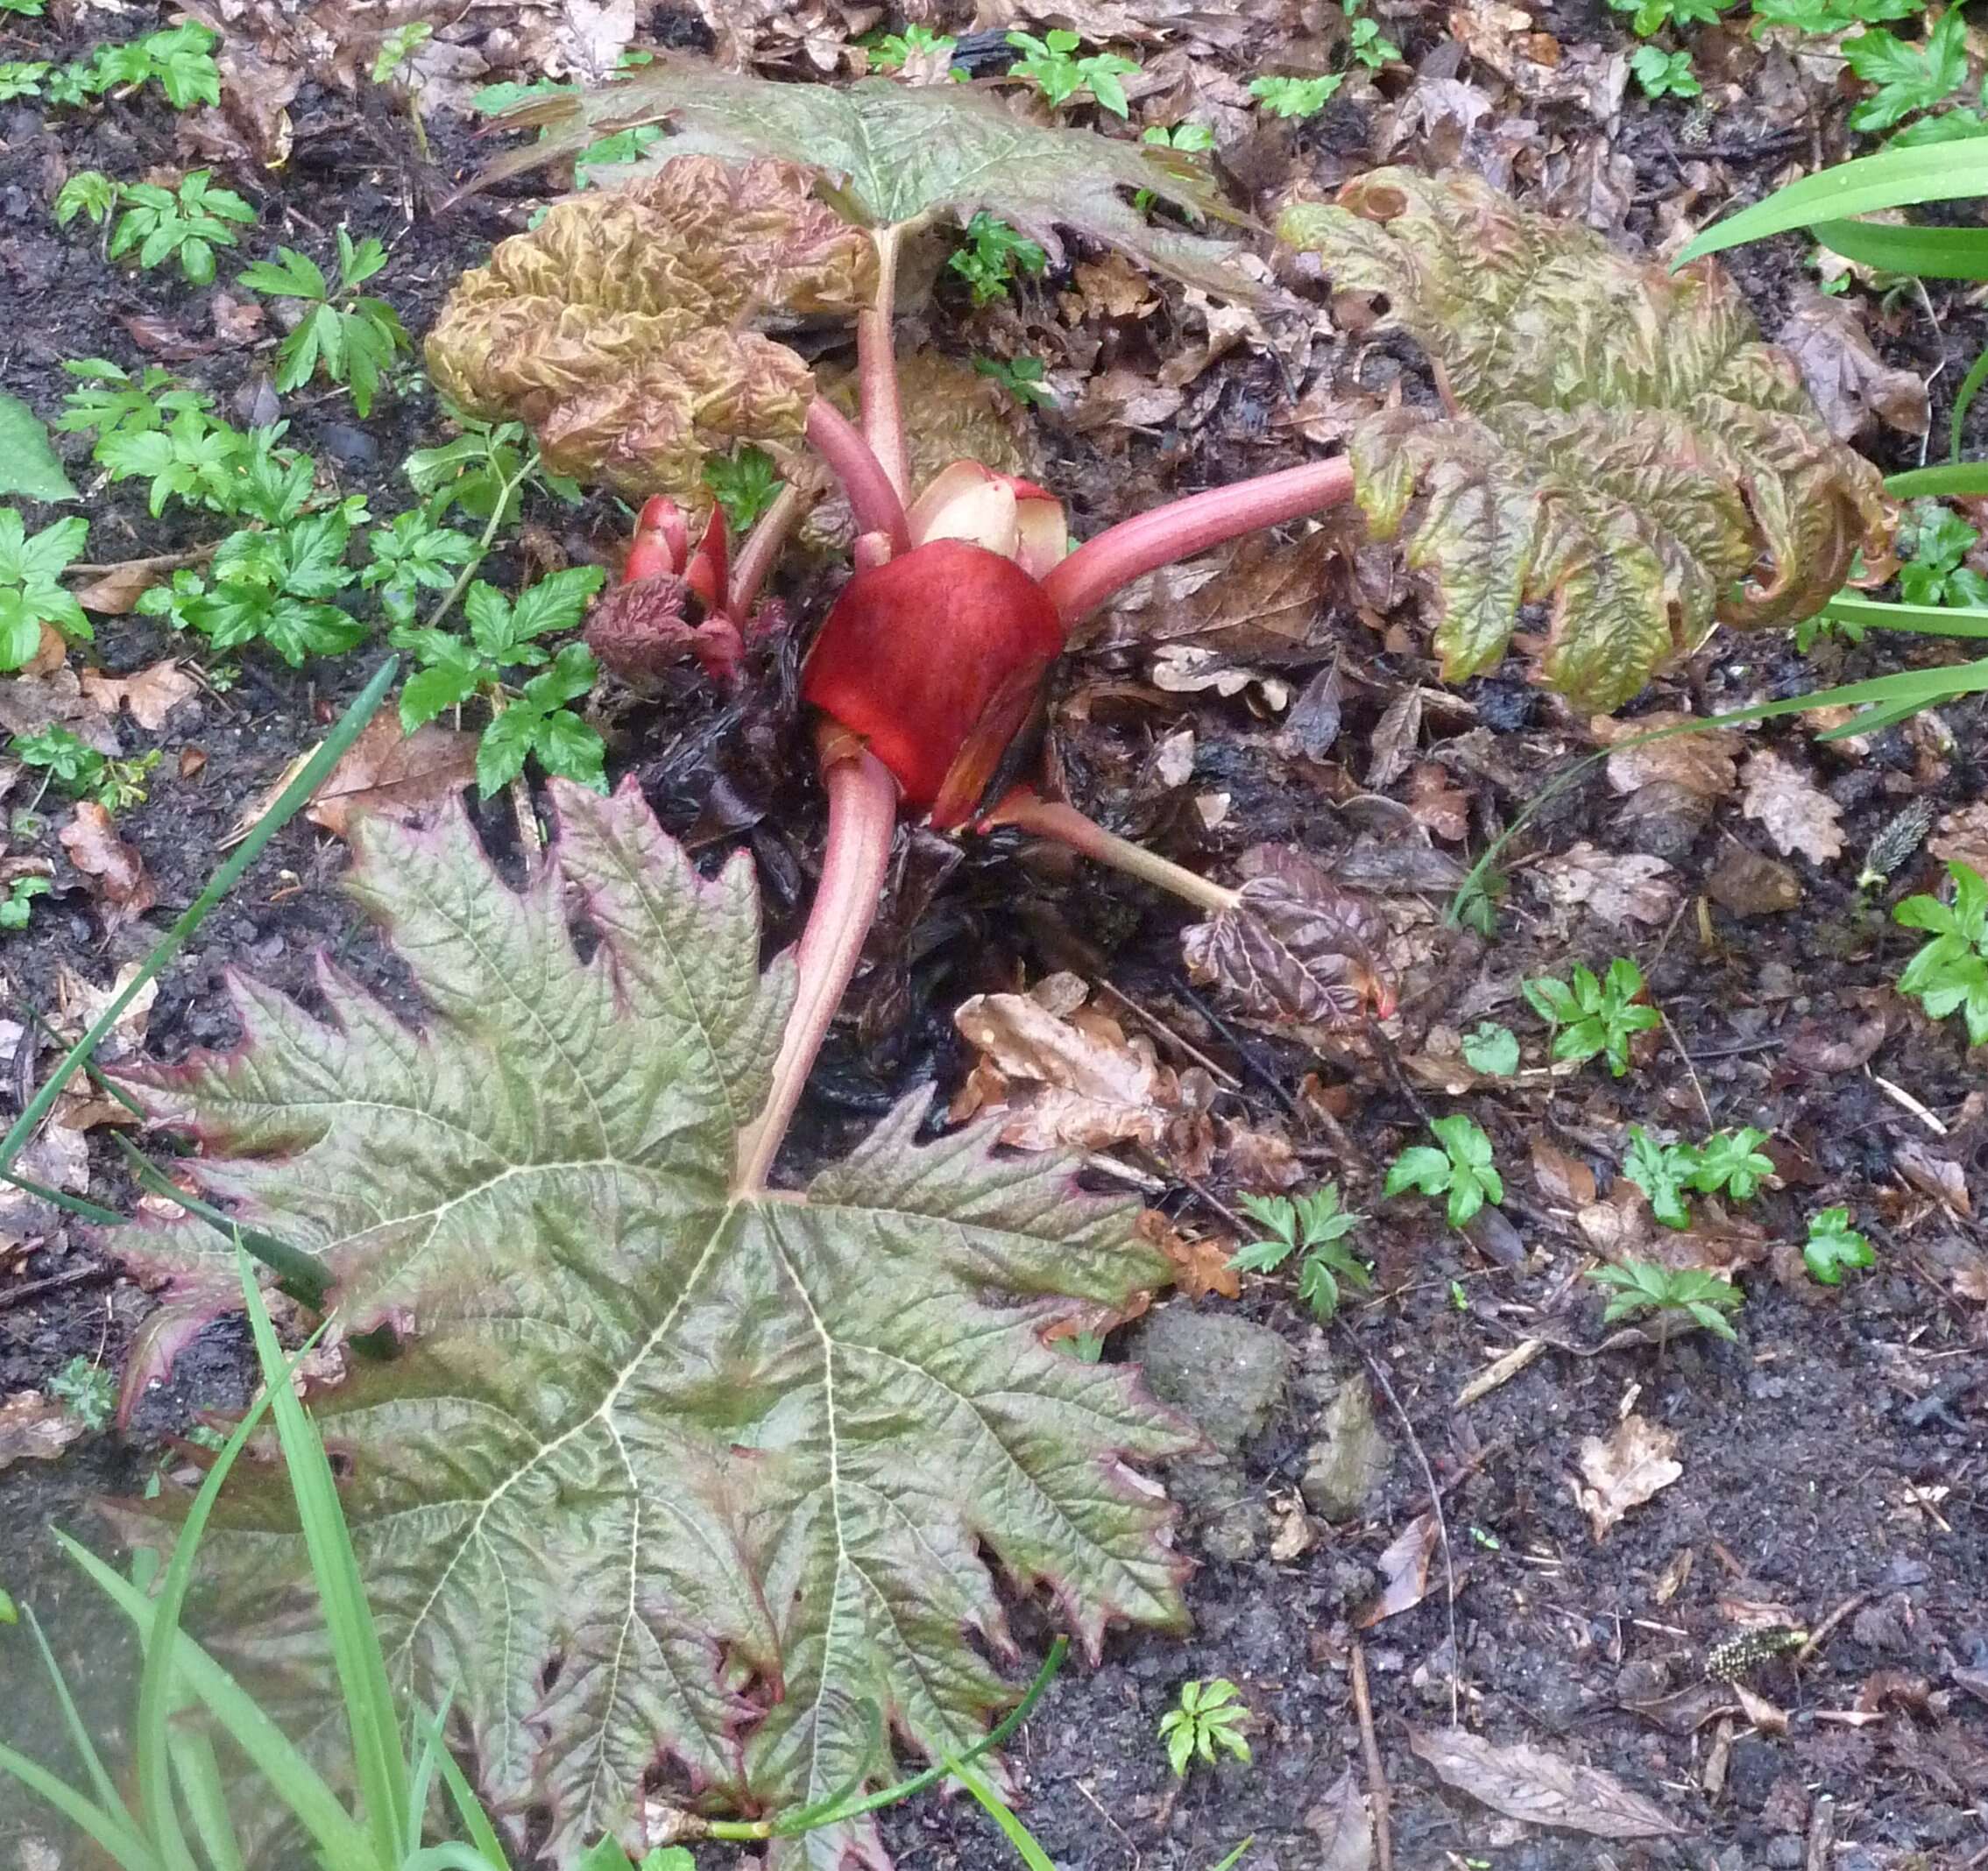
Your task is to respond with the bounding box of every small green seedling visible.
[1248,74,1343,118]
[1461,1020,1519,1077]
[81,21,222,109]
[0,0,45,16]
[48,1356,116,1432]
[1624,1126,1775,1229]
[863,25,959,74]
[14,726,159,810]
[1230,1184,1371,1322]
[108,169,255,286]
[1385,1114,1502,1229]
[1803,1207,1875,1285]
[53,357,210,443]
[1897,503,1988,608]
[360,508,477,626]
[948,213,1049,307]
[0,508,89,668]
[395,568,608,795]
[577,1844,694,1871]
[1143,121,1217,152]
[1005,29,1140,116]
[0,62,49,102]
[53,168,116,227]
[1895,860,1988,1045]
[1158,1679,1250,1777]
[1630,45,1701,96]
[704,446,784,533]
[1345,0,1401,67]
[973,354,1053,410]
[1841,9,1968,133]
[0,876,50,930]
[1623,1126,1693,1230]
[95,405,248,515]
[1751,0,1917,30]
[1588,1260,1744,1341]
[1607,0,1725,35]
[237,229,411,418]
[145,511,366,666]
[1523,957,1660,1077]
[370,19,433,84]
[1688,1127,1774,1202]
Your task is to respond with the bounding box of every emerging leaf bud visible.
[802,538,1065,830]
[625,496,689,582]
[907,461,1068,582]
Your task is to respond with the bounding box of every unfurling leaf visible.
[1182,846,1393,1027]
[110,783,1191,1865]
[1278,170,1895,712]
[427,157,875,503]
[471,62,1257,299]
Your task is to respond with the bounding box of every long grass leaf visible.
[1822,597,1988,638]
[418,1715,511,1871]
[0,1740,162,1871]
[168,1727,247,1871]
[948,1762,1058,1871]
[1886,462,1988,499]
[24,1606,136,1826]
[1813,218,1988,281]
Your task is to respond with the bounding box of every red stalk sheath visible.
[734,739,900,1194]
[805,401,911,555]
[980,789,1238,914]
[1042,457,1356,628]
[859,227,910,504]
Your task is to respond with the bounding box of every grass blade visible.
[24,1605,136,1826]
[1951,348,1988,462]
[1885,462,1988,499]
[0,656,398,1191]
[948,1761,1057,1871]
[417,1710,512,1871]
[1822,596,1988,638]
[237,1247,411,1860]
[1813,219,1988,281]
[167,1727,247,1871]
[0,1740,162,1871]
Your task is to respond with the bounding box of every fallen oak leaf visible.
[1592,710,1740,801]
[1532,841,1679,929]
[302,712,480,841]
[70,552,211,618]
[80,660,199,731]
[1741,751,1843,865]
[1571,1412,1681,1542]
[1137,1207,1238,1301]
[0,1392,86,1470]
[1410,1727,1682,1839]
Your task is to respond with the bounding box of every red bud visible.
[625,496,689,582]
[802,539,1064,829]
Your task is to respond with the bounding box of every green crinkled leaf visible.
[1278,169,1896,712]
[110,781,1189,1867]
[472,61,1258,300]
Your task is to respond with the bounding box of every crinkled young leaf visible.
[427,157,874,502]
[472,63,1256,300]
[110,782,1189,1867]
[1278,169,1896,711]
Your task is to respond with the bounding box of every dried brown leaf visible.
[1182,849,1392,1027]
[59,803,155,928]
[1306,1768,1375,1871]
[80,660,198,731]
[0,1392,85,1470]
[304,715,480,841]
[1532,1139,1597,1209]
[1893,1139,1970,1217]
[72,555,203,618]
[1534,841,1679,928]
[1138,1209,1238,1301]
[1706,846,1802,917]
[1355,1510,1440,1627]
[1410,1727,1682,1838]
[1776,287,1928,443]
[1592,710,1740,800]
[1572,1413,1681,1541]
[1740,752,1843,865]
[1929,801,1988,879]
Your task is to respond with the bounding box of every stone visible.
[1129,1305,1290,1453]
[1199,1496,1270,1564]
[1765,1839,1804,1869]
[1299,1374,1391,1522]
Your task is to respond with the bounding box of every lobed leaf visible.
[110,783,1190,1866]
[470,61,1257,300]
[1279,169,1895,711]
[427,158,875,504]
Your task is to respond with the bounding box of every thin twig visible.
[1660,1009,1714,1130]
[1349,1642,1393,1871]
[1344,1327,1461,1727]
[1793,1591,1870,1670]
[1090,978,1241,1090]
[0,1263,116,1312]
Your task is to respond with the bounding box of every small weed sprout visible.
[1624,1126,1774,1229]
[370,19,434,84]
[1143,121,1216,152]
[0,876,50,930]
[1346,0,1401,67]
[237,229,412,418]
[1523,957,1660,1077]
[1630,45,1701,95]
[361,509,478,627]
[1158,1679,1251,1777]
[48,1356,116,1432]
[14,727,159,810]
[1004,29,1140,116]
[1895,860,1988,1044]
[0,508,89,668]
[1229,1185,1371,1322]
[948,213,1049,307]
[53,168,116,227]
[81,21,221,109]
[1461,1020,1519,1077]
[1248,74,1343,118]
[1385,1114,1501,1228]
[1840,6,1968,133]
[0,61,49,102]
[704,447,785,533]
[1803,1207,1875,1285]
[973,354,1054,409]
[1897,502,1988,608]
[1588,1261,1744,1341]
[107,168,255,286]
[862,25,960,76]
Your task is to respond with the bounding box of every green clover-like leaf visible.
[113,784,1192,1865]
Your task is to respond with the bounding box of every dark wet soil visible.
[4,4,1986,1869]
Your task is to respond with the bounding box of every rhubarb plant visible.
[114,785,1192,1863]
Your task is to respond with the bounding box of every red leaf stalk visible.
[980,788,1239,914]
[859,226,911,503]
[804,400,911,554]
[735,730,900,1194]
[1042,457,1355,628]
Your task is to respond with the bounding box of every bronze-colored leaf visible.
[303,714,479,842]
[1278,170,1895,712]
[1410,1728,1682,1839]
[470,62,1257,299]
[1183,849,1392,1028]
[59,803,155,929]
[426,157,872,502]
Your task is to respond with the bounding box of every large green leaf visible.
[0,392,76,501]
[472,61,1256,299]
[1280,169,1895,711]
[112,781,1188,1866]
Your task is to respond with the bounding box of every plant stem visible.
[734,734,900,1194]
[1042,458,1355,628]
[859,226,909,504]
[805,401,911,554]
[421,450,534,634]
[730,480,816,617]
[980,789,1238,915]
